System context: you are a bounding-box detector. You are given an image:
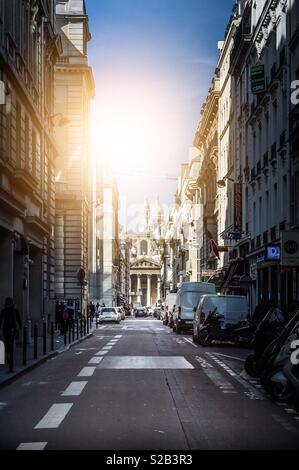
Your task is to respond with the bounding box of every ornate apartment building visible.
[53,0,94,313]
[0,0,60,330]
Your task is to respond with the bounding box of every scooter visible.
[261,314,299,403]
[259,311,299,393]
[244,307,286,377]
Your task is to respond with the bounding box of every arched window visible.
[140,240,148,255]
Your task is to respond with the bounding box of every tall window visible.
[140,240,148,256]
[16,102,21,166]
[24,116,29,170]
[273,183,278,226]
[32,129,36,177]
[266,191,269,231]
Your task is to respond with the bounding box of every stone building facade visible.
[0,0,60,330]
[53,0,94,313]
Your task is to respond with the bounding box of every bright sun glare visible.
[90,78,174,176]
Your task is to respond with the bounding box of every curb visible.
[0,331,95,390]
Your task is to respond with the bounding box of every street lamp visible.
[216,176,236,188]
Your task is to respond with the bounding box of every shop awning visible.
[220,259,246,292]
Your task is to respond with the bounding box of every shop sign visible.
[266,245,281,262]
[250,264,257,280]
[282,231,299,266]
[234,183,242,232]
[256,253,265,265]
[251,64,266,94]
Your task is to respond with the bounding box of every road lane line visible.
[17,442,47,450]
[213,352,245,362]
[115,335,122,338]
[102,346,112,350]
[207,353,264,400]
[34,404,73,429]
[95,350,108,356]
[196,356,237,394]
[88,356,104,364]
[62,381,88,396]
[183,337,198,348]
[77,367,96,377]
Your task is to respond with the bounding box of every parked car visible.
[163,293,177,325]
[173,282,216,334]
[98,307,120,324]
[116,306,126,320]
[134,307,147,318]
[193,294,249,345]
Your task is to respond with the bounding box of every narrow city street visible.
[0,318,298,451]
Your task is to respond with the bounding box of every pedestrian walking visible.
[0,298,22,364]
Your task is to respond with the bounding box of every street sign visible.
[282,231,299,266]
[223,232,242,240]
[251,64,266,94]
[210,239,220,259]
[234,182,242,232]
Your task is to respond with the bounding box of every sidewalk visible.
[0,320,97,389]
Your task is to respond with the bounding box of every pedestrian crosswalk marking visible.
[17,442,48,450]
[97,356,194,369]
[34,404,73,429]
[62,382,88,396]
[95,350,108,356]
[78,367,96,377]
[88,356,104,364]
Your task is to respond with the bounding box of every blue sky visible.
[85,0,234,228]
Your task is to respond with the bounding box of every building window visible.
[140,240,148,256]
[273,183,278,227]
[32,129,36,177]
[16,102,21,167]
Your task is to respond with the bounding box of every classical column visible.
[137,274,141,303]
[147,275,151,307]
[157,276,161,303]
[129,275,132,306]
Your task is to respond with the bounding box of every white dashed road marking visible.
[196,356,237,394]
[34,404,73,429]
[77,367,96,377]
[62,382,88,396]
[88,356,104,364]
[95,350,108,356]
[17,442,48,450]
[183,337,198,348]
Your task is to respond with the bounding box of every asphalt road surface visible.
[0,317,298,450]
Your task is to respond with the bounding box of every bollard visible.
[96,317,98,329]
[87,316,89,334]
[43,322,47,355]
[22,327,27,366]
[76,319,79,340]
[80,319,83,338]
[34,324,38,360]
[72,321,75,343]
[51,322,54,352]
[68,323,71,344]
[9,333,14,373]
[64,328,67,347]
[90,316,92,330]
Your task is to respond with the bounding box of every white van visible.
[173,282,216,334]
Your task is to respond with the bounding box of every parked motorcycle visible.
[244,306,286,378]
[259,312,299,404]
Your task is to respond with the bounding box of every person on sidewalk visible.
[0,298,22,364]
